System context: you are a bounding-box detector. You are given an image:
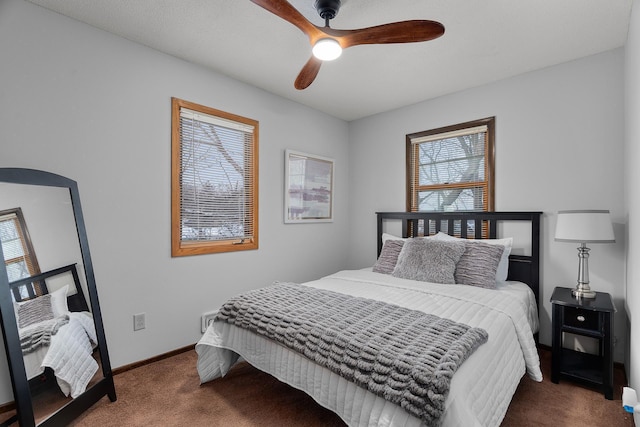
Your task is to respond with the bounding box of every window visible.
[171,98,259,256]
[0,208,42,295]
[406,117,495,213]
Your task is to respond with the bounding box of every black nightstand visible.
[550,287,616,399]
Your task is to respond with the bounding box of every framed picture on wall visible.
[284,150,334,223]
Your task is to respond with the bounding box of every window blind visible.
[410,124,488,144]
[178,107,255,243]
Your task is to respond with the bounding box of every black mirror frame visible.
[0,168,116,426]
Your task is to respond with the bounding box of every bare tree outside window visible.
[407,117,495,234]
[171,98,259,256]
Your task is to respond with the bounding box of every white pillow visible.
[50,284,70,317]
[381,233,433,244]
[382,232,406,243]
[431,232,513,282]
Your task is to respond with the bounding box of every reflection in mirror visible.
[0,207,41,285]
[0,169,115,427]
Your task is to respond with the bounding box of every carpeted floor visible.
[502,348,633,426]
[72,349,344,427]
[2,346,635,426]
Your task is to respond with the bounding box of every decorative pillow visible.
[432,232,513,282]
[373,239,404,274]
[15,294,54,329]
[50,284,70,317]
[392,239,466,284]
[454,241,505,289]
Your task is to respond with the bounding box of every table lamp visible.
[554,210,615,298]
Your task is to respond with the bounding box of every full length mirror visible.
[0,168,115,427]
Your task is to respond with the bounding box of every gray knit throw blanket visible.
[217,282,488,426]
[20,315,69,354]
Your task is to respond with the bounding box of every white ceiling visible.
[27,0,632,121]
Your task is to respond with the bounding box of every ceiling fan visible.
[250,0,445,90]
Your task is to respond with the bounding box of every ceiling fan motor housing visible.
[315,0,341,20]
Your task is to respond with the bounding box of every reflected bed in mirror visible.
[12,265,99,402]
[0,169,115,427]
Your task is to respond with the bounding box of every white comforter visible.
[196,269,542,427]
[23,311,98,398]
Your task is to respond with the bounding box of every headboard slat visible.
[474,219,482,239]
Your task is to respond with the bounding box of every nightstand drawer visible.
[564,307,599,330]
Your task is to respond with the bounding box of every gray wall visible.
[625,0,639,392]
[0,0,350,403]
[0,0,633,407]
[347,48,626,359]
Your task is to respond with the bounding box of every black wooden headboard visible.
[376,211,542,304]
[9,263,90,313]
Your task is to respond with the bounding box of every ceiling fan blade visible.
[249,1,444,89]
[250,0,322,40]
[329,20,445,48]
[294,56,323,90]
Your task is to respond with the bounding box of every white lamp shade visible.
[312,38,342,61]
[554,210,615,243]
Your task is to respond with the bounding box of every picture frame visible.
[284,150,334,223]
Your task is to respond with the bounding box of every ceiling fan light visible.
[312,38,342,61]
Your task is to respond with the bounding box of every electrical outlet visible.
[201,310,219,333]
[133,313,146,331]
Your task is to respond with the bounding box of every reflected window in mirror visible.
[0,207,41,287]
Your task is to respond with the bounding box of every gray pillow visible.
[16,294,54,329]
[455,241,505,289]
[373,239,404,274]
[392,239,466,283]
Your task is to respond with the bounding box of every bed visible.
[196,211,543,426]
[10,263,99,398]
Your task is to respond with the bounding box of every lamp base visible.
[573,244,596,298]
[572,287,596,299]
